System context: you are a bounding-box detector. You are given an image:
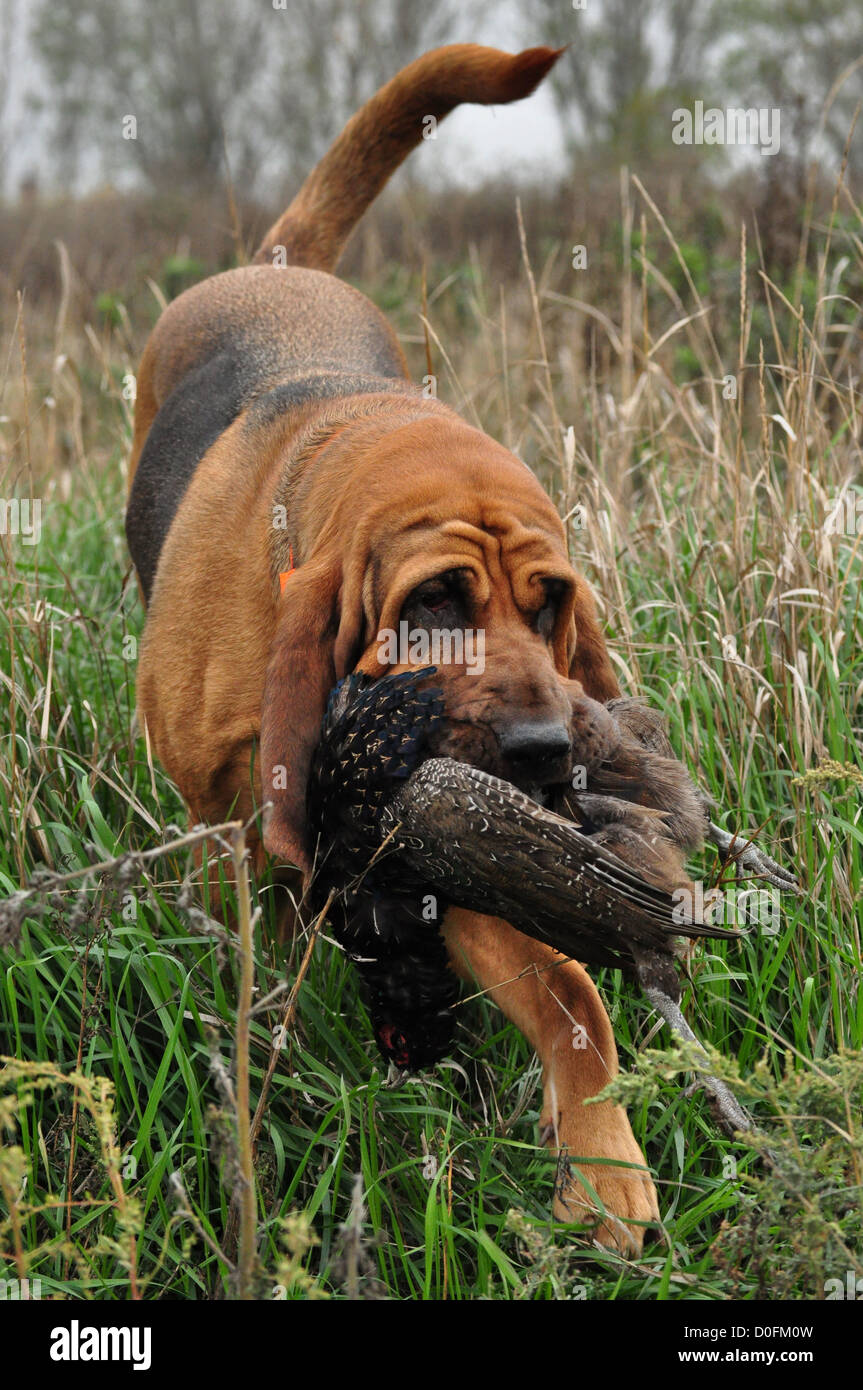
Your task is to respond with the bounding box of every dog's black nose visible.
[499,721,571,769]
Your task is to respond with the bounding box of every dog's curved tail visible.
[252,44,562,272]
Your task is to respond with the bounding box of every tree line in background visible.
[0,0,861,199]
[1,0,861,386]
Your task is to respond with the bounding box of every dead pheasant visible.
[307,669,795,1133]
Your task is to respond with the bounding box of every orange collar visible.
[278,547,296,593]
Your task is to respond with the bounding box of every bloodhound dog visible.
[126,44,660,1252]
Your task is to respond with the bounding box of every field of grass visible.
[1,175,861,1300]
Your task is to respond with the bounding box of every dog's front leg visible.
[442,908,660,1254]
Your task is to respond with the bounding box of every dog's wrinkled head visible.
[261,413,620,871]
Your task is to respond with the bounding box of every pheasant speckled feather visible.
[307,668,457,1070]
[307,669,740,1069]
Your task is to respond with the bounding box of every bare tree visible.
[29,0,272,191]
[523,0,713,158]
[27,0,488,195]
[715,0,863,176]
[0,0,20,196]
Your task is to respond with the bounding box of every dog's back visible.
[125,267,412,598]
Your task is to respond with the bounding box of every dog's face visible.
[376,564,576,794]
[260,416,621,870]
[353,492,578,793]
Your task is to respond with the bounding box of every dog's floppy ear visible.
[260,553,364,873]
[565,576,621,702]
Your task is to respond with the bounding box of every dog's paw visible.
[540,1103,661,1256]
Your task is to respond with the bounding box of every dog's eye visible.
[416,582,451,613]
[534,578,565,638]
[535,603,555,638]
[404,571,466,620]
